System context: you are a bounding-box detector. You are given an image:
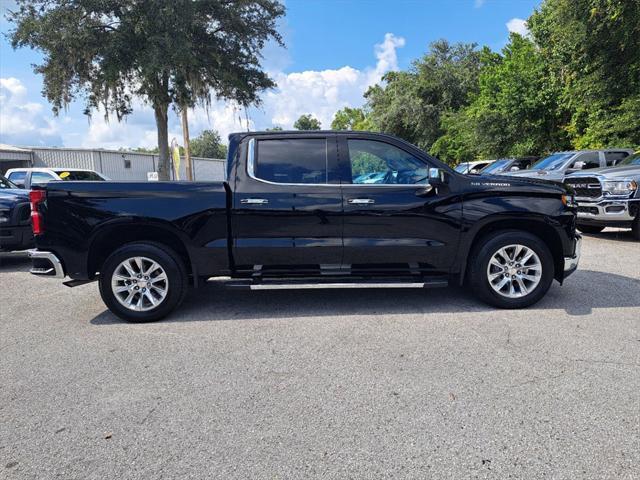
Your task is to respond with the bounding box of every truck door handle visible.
[241,198,269,205]
[348,198,375,205]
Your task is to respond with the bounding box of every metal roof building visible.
[0,144,225,181]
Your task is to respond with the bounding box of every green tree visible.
[8,0,285,179]
[365,40,485,151]
[528,0,640,147]
[265,126,283,131]
[331,107,369,130]
[293,114,321,130]
[190,130,227,159]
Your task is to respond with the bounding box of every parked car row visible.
[0,168,107,251]
[454,148,639,239]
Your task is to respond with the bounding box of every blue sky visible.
[0,0,540,149]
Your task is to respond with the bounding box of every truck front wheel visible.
[98,242,188,322]
[468,231,555,309]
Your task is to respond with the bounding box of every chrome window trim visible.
[246,136,435,189]
[247,137,333,187]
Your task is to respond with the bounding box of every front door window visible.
[348,139,429,185]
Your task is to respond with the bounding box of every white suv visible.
[4,168,109,189]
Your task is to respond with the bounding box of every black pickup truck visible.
[28,131,581,321]
[0,175,33,252]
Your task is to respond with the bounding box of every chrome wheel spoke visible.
[515,277,528,295]
[487,244,542,299]
[111,256,169,312]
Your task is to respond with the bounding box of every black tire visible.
[577,224,605,234]
[468,231,555,309]
[98,242,188,322]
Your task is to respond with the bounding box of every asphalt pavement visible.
[1,230,639,479]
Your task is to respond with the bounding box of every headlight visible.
[602,179,637,195]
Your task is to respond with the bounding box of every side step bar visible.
[218,278,449,290]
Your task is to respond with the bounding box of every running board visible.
[220,278,449,290]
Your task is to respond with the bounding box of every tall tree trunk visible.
[154,103,170,181]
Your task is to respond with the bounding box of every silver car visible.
[505,149,633,182]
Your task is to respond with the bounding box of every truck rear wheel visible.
[468,231,554,309]
[576,224,604,234]
[98,242,188,322]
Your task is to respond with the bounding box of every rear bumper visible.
[563,234,581,279]
[28,249,65,278]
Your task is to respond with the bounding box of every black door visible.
[339,135,461,276]
[232,134,343,273]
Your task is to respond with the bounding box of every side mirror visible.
[510,166,520,172]
[416,167,445,197]
[429,167,445,185]
[573,161,585,170]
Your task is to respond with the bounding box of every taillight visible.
[29,190,46,235]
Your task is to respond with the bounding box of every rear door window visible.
[254,138,328,184]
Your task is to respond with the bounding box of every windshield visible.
[53,170,105,181]
[480,159,510,174]
[531,153,574,171]
[0,175,18,189]
[617,154,640,166]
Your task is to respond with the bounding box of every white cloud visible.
[506,18,530,37]
[257,32,405,130]
[0,77,63,146]
[1,33,405,149]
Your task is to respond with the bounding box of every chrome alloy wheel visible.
[486,244,542,299]
[111,256,169,311]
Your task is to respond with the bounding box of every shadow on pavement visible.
[580,229,638,243]
[90,268,640,325]
[0,252,31,273]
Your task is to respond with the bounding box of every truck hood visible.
[471,173,567,194]
[565,165,640,180]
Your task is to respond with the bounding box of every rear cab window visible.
[604,151,629,166]
[252,138,329,184]
[53,170,105,181]
[30,171,56,186]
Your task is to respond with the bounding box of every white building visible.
[0,144,225,181]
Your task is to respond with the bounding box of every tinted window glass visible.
[604,152,629,166]
[348,139,428,184]
[31,172,56,185]
[479,159,510,174]
[255,139,327,184]
[531,153,574,170]
[54,170,104,181]
[573,152,600,170]
[7,171,26,186]
[618,154,640,166]
[0,175,17,189]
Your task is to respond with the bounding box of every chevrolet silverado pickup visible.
[28,131,582,322]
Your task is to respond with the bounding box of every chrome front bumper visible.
[28,249,65,278]
[563,235,582,277]
[576,198,636,222]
